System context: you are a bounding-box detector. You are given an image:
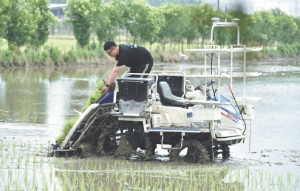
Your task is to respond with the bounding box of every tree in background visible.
[157,4,188,50]
[182,5,200,48]
[0,0,54,50]
[249,11,275,46]
[228,9,252,45]
[94,0,125,46]
[271,8,297,44]
[4,0,37,50]
[29,0,56,48]
[125,0,163,48]
[66,0,95,47]
[291,17,300,46]
[192,3,216,46]
[0,0,7,39]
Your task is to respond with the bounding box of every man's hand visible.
[102,85,109,94]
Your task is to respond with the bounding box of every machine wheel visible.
[221,144,230,159]
[171,140,210,163]
[206,146,219,161]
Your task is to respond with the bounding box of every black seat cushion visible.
[158,81,188,106]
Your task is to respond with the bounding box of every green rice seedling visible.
[287,172,292,184]
[33,154,37,165]
[39,144,44,153]
[55,116,79,144]
[8,169,12,181]
[56,79,105,144]
[43,182,49,191]
[27,142,32,153]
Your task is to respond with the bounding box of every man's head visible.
[104,41,118,57]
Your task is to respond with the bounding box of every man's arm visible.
[102,63,122,93]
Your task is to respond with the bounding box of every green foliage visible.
[5,1,37,49]
[63,49,78,63]
[41,50,50,63]
[262,47,277,56]
[29,0,56,48]
[56,116,79,143]
[1,49,12,66]
[24,50,33,64]
[0,0,8,38]
[94,2,115,45]
[158,4,187,43]
[271,8,297,44]
[3,0,300,64]
[95,46,107,58]
[56,79,105,143]
[229,9,252,45]
[182,5,198,43]
[33,52,44,64]
[277,44,289,56]
[49,46,62,63]
[66,0,95,47]
[125,0,163,44]
[87,42,98,51]
[192,3,216,45]
[0,0,54,49]
[81,79,105,112]
[249,11,275,46]
[23,48,49,65]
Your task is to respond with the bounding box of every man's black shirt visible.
[116,44,152,67]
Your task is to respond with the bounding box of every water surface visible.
[1,62,300,190]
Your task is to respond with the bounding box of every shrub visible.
[87,42,97,51]
[33,52,43,63]
[49,46,62,63]
[63,49,78,63]
[95,46,106,58]
[77,48,90,60]
[12,51,26,66]
[41,50,49,63]
[1,50,13,67]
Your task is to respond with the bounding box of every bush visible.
[95,46,106,58]
[1,50,13,67]
[87,42,97,51]
[63,49,78,63]
[12,51,26,66]
[41,50,49,63]
[49,46,62,63]
[33,52,43,63]
[77,48,91,60]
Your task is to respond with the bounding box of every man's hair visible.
[104,41,116,51]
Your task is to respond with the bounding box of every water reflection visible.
[53,158,244,191]
[0,66,120,124]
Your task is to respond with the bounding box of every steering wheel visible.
[194,80,216,91]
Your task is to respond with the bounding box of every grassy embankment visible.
[0,35,229,68]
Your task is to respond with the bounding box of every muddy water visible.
[1,62,300,190]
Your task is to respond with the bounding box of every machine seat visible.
[159,81,188,106]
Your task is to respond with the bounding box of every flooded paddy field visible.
[1,62,300,190]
